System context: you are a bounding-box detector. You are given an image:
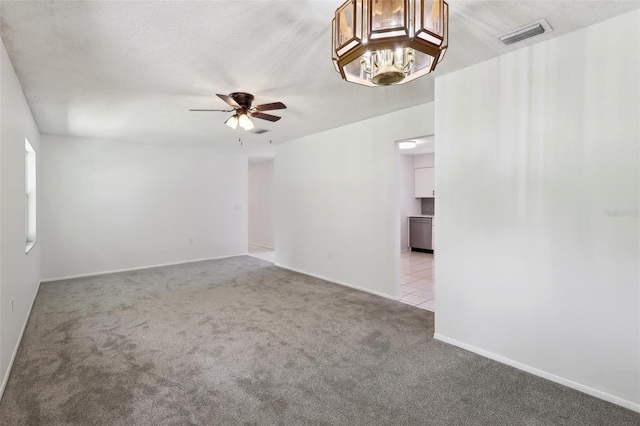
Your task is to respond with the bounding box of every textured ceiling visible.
[1,1,638,155]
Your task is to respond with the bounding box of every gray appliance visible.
[409,217,433,251]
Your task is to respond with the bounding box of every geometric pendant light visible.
[332,0,448,86]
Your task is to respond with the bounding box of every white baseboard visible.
[275,263,399,301]
[433,333,640,413]
[41,254,247,283]
[248,243,275,250]
[0,281,41,400]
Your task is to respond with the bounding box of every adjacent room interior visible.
[248,156,275,263]
[0,1,638,424]
[397,135,436,310]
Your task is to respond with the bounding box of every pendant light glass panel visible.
[370,0,408,39]
[404,51,434,82]
[437,2,448,64]
[335,0,363,56]
[416,0,444,44]
[331,19,340,72]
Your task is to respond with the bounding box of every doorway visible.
[248,157,275,263]
[395,136,435,311]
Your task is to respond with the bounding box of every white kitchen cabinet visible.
[432,221,435,251]
[415,167,435,198]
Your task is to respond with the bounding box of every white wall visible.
[414,153,434,169]
[399,154,420,249]
[275,103,434,299]
[41,134,248,280]
[248,159,274,249]
[0,38,42,396]
[435,10,639,411]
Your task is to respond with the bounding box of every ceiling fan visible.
[190,92,286,131]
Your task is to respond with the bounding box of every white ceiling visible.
[1,1,638,156]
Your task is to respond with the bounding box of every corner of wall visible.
[0,35,43,401]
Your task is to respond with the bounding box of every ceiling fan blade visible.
[253,102,286,112]
[250,112,281,122]
[216,94,241,108]
[189,109,234,112]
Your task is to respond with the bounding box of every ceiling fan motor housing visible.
[229,92,255,109]
[190,92,286,129]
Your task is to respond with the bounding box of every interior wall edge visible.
[0,34,43,405]
[0,281,40,401]
[248,243,275,250]
[40,133,249,279]
[274,263,399,302]
[40,254,248,283]
[275,102,435,299]
[433,333,640,414]
[434,9,639,407]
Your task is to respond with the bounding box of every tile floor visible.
[399,250,435,311]
[247,246,434,311]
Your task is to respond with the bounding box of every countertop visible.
[409,215,434,218]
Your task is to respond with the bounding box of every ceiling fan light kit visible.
[191,92,286,131]
[332,0,448,87]
[238,113,254,130]
[225,115,239,129]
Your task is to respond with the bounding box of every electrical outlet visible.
[234,205,242,211]
[12,298,15,313]
[328,251,333,259]
[189,238,194,244]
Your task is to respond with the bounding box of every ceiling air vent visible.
[252,128,268,135]
[499,19,552,45]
